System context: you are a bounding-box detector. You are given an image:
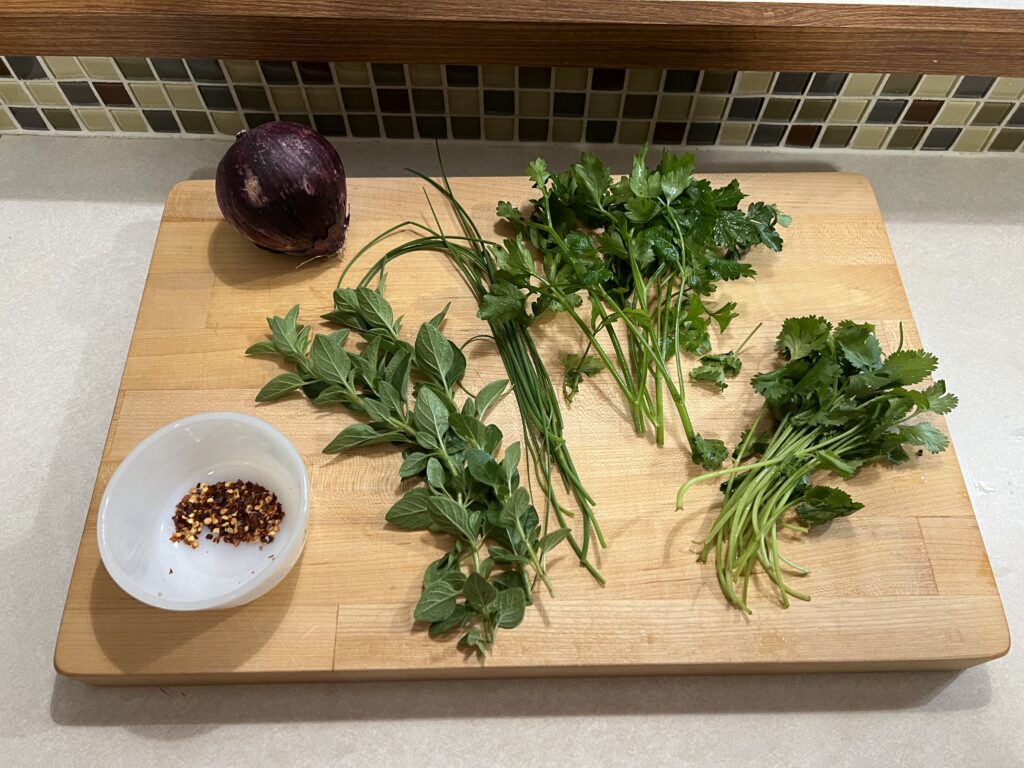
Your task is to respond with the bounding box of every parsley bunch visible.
[676,316,957,612]
[247,288,566,654]
[490,147,789,468]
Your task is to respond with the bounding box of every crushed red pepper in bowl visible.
[170,480,285,549]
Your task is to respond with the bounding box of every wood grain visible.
[4,1,1024,75]
[53,174,1009,685]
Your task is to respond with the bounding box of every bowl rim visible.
[96,411,309,611]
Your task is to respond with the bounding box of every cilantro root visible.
[677,316,957,612]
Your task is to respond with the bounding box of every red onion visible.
[215,121,349,257]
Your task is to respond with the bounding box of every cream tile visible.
[0,82,33,106]
[587,92,621,119]
[224,60,262,84]
[447,90,479,115]
[844,74,883,97]
[953,126,993,151]
[657,94,692,120]
[482,65,515,88]
[851,125,890,150]
[990,77,1024,100]
[44,56,85,79]
[626,69,663,92]
[735,71,773,94]
[551,118,583,142]
[76,109,114,131]
[936,101,978,126]
[79,57,119,80]
[111,109,148,132]
[164,83,202,110]
[692,95,727,121]
[26,81,67,107]
[270,87,306,113]
[719,122,752,145]
[554,67,588,90]
[830,99,869,123]
[305,87,341,113]
[408,64,443,87]
[334,63,369,85]
[916,74,958,98]
[519,91,550,117]
[484,117,513,140]
[129,83,168,109]
[212,111,245,135]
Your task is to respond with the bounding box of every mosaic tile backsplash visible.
[2,56,1024,153]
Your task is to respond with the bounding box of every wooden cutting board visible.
[54,174,1009,684]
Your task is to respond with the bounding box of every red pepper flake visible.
[170,480,285,549]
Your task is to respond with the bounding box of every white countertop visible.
[1,135,1021,767]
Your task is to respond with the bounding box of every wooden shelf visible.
[4,1,1024,76]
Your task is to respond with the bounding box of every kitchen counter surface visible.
[1,135,1021,767]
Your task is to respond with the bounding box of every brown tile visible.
[94,82,134,107]
[902,100,942,124]
[785,124,821,147]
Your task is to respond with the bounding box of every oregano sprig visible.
[247,286,566,654]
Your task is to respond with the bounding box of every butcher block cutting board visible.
[54,174,1009,684]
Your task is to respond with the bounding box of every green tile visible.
[797,99,834,122]
[116,57,154,80]
[224,60,262,83]
[819,125,856,148]
[988,128,1024,152]
[657,94,692,120]
[270,86,306,113]
[915,74,958,98]
[554,67,588,90]
[111,109,148,132]
[0,109,16,131]
[627,69,663,92]
[700,70,735,93]
[972,102,1012,126]
[447,89,479,115]
[305,87,341,113]
[735,71,773,94]
[26,81,66,106]
[79,56,120,80]
[587,92,621,119]
[762,98,797,121]
[44,56,85,79]
[334,63,369,85]
[692,95,726,120]
[719,122,752,145]
[881,73,921,96]
[76,108,114,131]
[844,73,883,97]
[41,108,79,130]
[164,83,202,110]
[851,125,890,150]
[551,118,583,142]
[989,77,1024,100]
[482,65,515,88]
[830,99,868,123]
[886,125,924,149]
[484,116,514,140]
[212,111,245,135]
[519,90,549,117]
[178,110,213,134]
[617,120,651,144]
[408,64,443,87]
[936,100,977,125]
[129,83,168,109]
[0,82,32,106]
[953,127,992,152]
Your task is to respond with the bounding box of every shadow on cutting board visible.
[206,221,339,289]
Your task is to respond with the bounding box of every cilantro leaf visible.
[898,422,950,453]
[795,486,864,527]
[776,316,832,360]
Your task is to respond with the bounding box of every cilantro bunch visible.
[676,316,957,612]
[488,147,790,468]
[247,288,567,654]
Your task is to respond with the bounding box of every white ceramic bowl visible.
[97,412,309,611]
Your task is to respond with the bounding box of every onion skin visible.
[215,121,349,257]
